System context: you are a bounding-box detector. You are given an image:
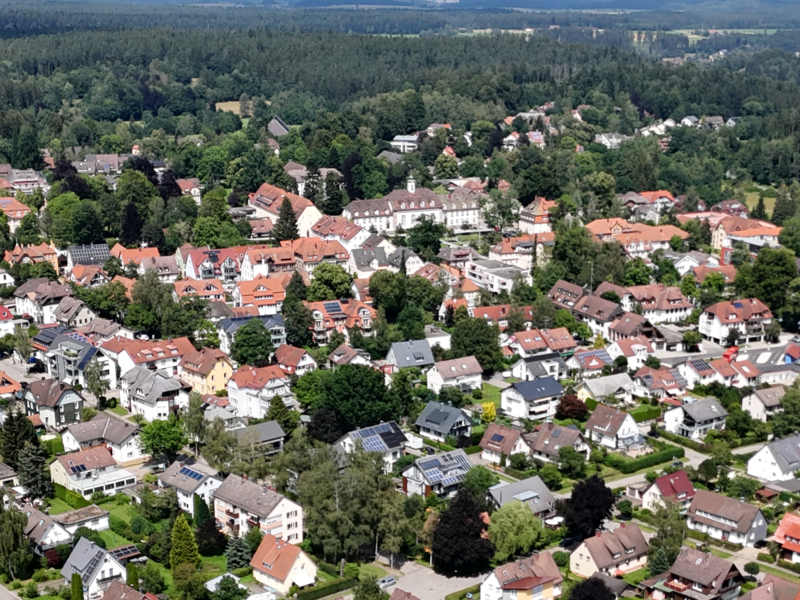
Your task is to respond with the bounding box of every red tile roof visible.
[229,365,288,390]
[704,298,772,323]
[652,470,695,503]
[250,534,304,584]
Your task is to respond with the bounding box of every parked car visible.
[559,538,574,548]
[754,540,767,549]
[377,577,396,590]
[792,335,800,344]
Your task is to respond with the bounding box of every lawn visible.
[359,563,388,581]
[47,498,74,515]
[745,192,776,216]
[708,547,733,559]
[622,568,650,586]
[107,405,128,417]
[482,383,502,408]
[756,564,800,585]
[97,528,134,549]
[99,501,136,523]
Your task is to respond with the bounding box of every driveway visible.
[393,559,483,600]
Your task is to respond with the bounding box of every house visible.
[633,366,688,400]
[487,476,556,518]
[14,278,73,324]
[389,591,422,600]
[69,265,109,288]
[203,405,245,431]
[101,336,196,378]
[267,116,291,137]
[180,348,233,395]
[686,489,766,547]
[641,470,696,511]
[61,537,126,600]
[508,328,576,358]
[743,385,786,422]
[464,259,533,294]
[576,373,636,406]
[389,135,419,153]
[480,552,563,600]
[426,356,483,394]
[571,295,625,339]
[118,367,191,421]
[75,319,135,344]
[415,401,472,443]
[523,423,590,464]
[23,504,71,554]
[570,523,649,578]
[62,414,146,464]
[176,178,202,204]
[746,434,800,482]
[518,196,557,234]
[738,574,800,600]
[335,421,408,472]
[217,315,286,355]
[441,189,483,230]
[424,325,451,351]
[510,353,569,382]
[213,473,303,542]
[585,219,688,259]
[700,298,772,345]
[248,183,322,237]
[227,365,293,420]
[638,547,743,600]
[173,278,225,301]
[55,298,97,328]
[21,379,84,429]
[615,284,694,324]
[234,421,286,457]
[0,197,30,232]
[304,299,375,346]
[3,243,58,271]
[588,574,633,600]
[42,332,118,391]
[584,405,640,449]
[566,348,611,377]
[386,340,435,372]
[274,344,317,376]
[607,337,654,371]
[310,216,369,253]
[53,504,110,537]
[679,358,718,389]
[65,244,111,271]
[488,232,555,271]
[774,514,800,564]
[501,378,564,421]
[110,244,159,268]
[50,446,137,499]
[664,397,727,440]
[184,246,247,284]
[250,534,318,596]
[608,313,656,343]
[438,246,480,271]
[401,449,472,498]
[0,371,20,399]
[479,424,531,464]
[102,582,147,600]
[471,304,532,331]
[158,459,222,518]
[327,343,377,370]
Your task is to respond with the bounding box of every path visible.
[733,442,766,455]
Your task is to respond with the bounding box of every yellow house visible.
[479,552,563,600]
[250,534,317,595]
[180,348,233,395]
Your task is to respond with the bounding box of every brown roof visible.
[709,358,737,379]
[594,281,628,299]
[101,336,195,364]
[431,356,483,379]
[523,422,585,459]
[731,359,760,380]
[512,330,548,353]
[250,534,304,583]
[739,574,800,600]
[669,546,738,592]
[180,348,231,377]
[65,414,139,446]
[704,298,772,323]
[480,424,524,456]
[547,280,585,309]
[573,294,623,323]
[327,343,371,366]
[57,446,116,472]
[26,379,78,408]
[22,504,54,545]
[490,552,562,591]
[613,336,653,357]
[582,523,648,570]
[389,590,422,600]
[542,327,576,352]
[693,264,737,284]
[687,489,760,534]
[102,581,145,600]
[229,365,288,390]
[310,215,363,241]
[214,474,288,520]
[609,312,648,337]
[274,344,309,369]
[585,404,633,437]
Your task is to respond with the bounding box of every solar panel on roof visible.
[109,545,141,560]
[552,429,561,438]
[426,409,447,425]
[490,433,504,442]
[179,466,204,480]
[323,301,342,314]
[420,458,440,470]
[733,301,743,308]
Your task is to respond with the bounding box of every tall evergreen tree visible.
[119,203,143,247]
[17,442,53,499]
[431,489,494,577]
[0,411,39,470]
[751,193,768,221]
[0,504,30,580]
[286,271,307,301]
[272,197,299,242]
[649,547,671,575]
[11,125,44,171]
[184,392,207,456]
[224,535,252,570]
[282,295,313,347]
[169,514,200,572]
[321,171,346,216]
[771,186,796,226]
[195,518,227,557]
[193,493,210,526]
[265,395,295,434]
[126,563,139,588]
[71,573,83,600]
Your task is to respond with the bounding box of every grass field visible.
[47,498,74,515]
[708,547,733,559]
[666,28,777,45]
[359,563,388,581]
[622,568,650,586]
[214,101,241,115]
[756,564,800,585]
[97,528,134,549]
[108,405,128,416]
[745,191,776,217]
[482,383,502,408]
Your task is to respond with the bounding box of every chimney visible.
[620,522,625,529]
[242,475,247,482]
[407,176,416,194]
[595,531,602,538]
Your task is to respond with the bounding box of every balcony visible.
[97,573,122,584]
[665,580,688,592]
[225,509,239,518]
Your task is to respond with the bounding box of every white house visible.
[607,336,653,371]
[747,434,800,482]
[639,470,696,511]
[13,278,73,324]
[569,523,650,579]
[700,298,772,345]
[213,473,304,543]
[100,336,196,379]
[425,356,483,394]
[335,421,408,473]
[584,404,640,449]
[742,385,785,422]
[389,135,419,153]
[479,423,531,465]
[274,344,317,377]
[62,414,146,464]
[23,505,72,554]
[663,397,727,440]
[464,259,533,294]
[50,446,137,499]
[61,537,126,600]
[227,365,293,419]
[401,449,472,498]
[158,460,222,518]
[480,552,563,600]
[686,490,766,547]
[119,367,191,422]
[415,401,473,443]
[501,378,564,421]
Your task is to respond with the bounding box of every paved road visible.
[393,559,483,600]
[732,442,766,455]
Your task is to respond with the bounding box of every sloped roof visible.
[687,489,759,534]
[56,446,116,473]
[488,475,555,514]
[26,379,78,408]
[651,470,695,503]
[388,339,434,367]
[229,365,288,390]
[415,401,471,436]
[250,534,307,583]
[580,373,636,399]
[158,459,218,494]
[586,404,633,437]
[489,551,562,591]
[669,546,737,591]
[764,433,800,473]
[510,378,564,401]
[753,385,786,409]
[64,414,138,445]
[523,423,585,459]
[61,536,117,582]
[480,423,524,456]
[431,356,483,379]
[180,348,230,376]
[582,523,648,570]
[214,474,288,519]
[682,397,727,422]
[274,344,310,369]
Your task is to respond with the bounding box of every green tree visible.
[71,574,83,600]
[751,194,768,221]
[450,317,503,374]
[17,442,52,499]
[116,169,160,224]
[407,218,448,257]
[0,410,39,470]
[210,576,249,600]
[84,358,109,402]
[434,154,459,179]
[170,514,200,572]
[649,546,671,575]
[140,558,166,594]
[461,465,499,499]
[558,446,587,479]
[557,475,614,538]
[224,536,252,570]
[202,418,237,472]
[647,500,686,565]
[126,564,139,588]
[487,499,546,562]
[13,324,33,364]
[183,392,207,456]
[353,576,389,600]
[230,319,274,367]
[139,416,188,463]
[431,490,494,577]
[306,263,352,301]
[316,365,399,431]
[623,258,652,286]
[771,185,796,226]
[272,197,299,242]
[286,271,307,300]
[0,504,31,580]
[193,493,210,526]
[244,525,264,555]
[282,295,313,347]
[265,395,296,434]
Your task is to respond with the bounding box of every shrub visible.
[44,549,64,569]
[107,398,117,408]
[24,582,39,598]
[745,562,760,575]
[32,570,49,583]
[471,388,483,400]
[130,515,155,536]
[344,563,360,579]
[617,500,633,520]
[53,484,91,509]
[604,446,685,474]
[758,553,776,563]
[552,552,569,567]
[444,584,481,600]
[231,566,253,578]
[10,581,22,590]
[296,577,356,600]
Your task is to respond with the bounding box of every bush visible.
[231,566,253,578]
[10,581,21,590]
[107,398,117,408]
[585,398,598,410]
[53,483,91,509]
[130,515,155,536]
[444,584,481,600]
[553,551,570,567]
[758,553,776,563]
[630,405,662,422]
[44,549,64,569]
[344,563,360,579]
[464,445,482,455]
[604,446,685,474]
[24,582,39,598]
[745,562,760,575]
[32,570,49,583]
[617,500,633,520]
[296,577,356,600]
[471,388,483,400]
[658,430,709,452]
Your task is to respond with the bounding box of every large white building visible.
[226,365,293,419]
[700,298,772,345]
[342,179,443,234]
[464,260,533,294]
[747,434,800,482]
[158,460,223,518]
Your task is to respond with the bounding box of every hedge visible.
[444,584,480,600]
[464,445,482,455]
[296,577,356,600]
[425,440,456,452]
[604,446,684,474]
[779,560,800,575]
[658,430,709,452]
[317,562,340,578]
[630,405,662,423]
[758,553,776,564]
[53,483,91,509]
[585,398,598,411]
[231,566,253,578]
[42,437,64,457]
[505,467,536,480]
[686,529,741,551]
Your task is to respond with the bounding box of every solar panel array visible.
[70,464,87,474]
[323,301,343,315]
[109,545,140,561]
[68,244,111,266]
[490,433,504,442]
[179,466,204,480]
[83,549,105,578]
[688,359,711,373]
[577,349,612,365]
[419,451,471,487]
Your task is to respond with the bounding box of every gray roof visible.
[159,459,219,494]
[415,401,471,436]
[64,414,139,445]
[139,255,180,275]
[23,504,55,545]
[0,461,15,481]
[510,377,564,401]
[589,572,633,597]
[338,421,407,453]
[67,244,110,266]
[77,318,123,338]
[61,536,114,582]
[765,433,800,473]
[388,339,434,368]
[580,373,636,399]
[212,473,287,519]
[234,421,286,444]
[682,397,728,422]
[470,259,526,279]
[488,476,555,515]
[218,315,284,338]
[518,353,567,378]
[121,367,188,407]
[387,247,421,269]
[378,150,403,164]
[405,449,471,487]
[351,247,388,271]
[753,385,786,408]
[437,246,479,262]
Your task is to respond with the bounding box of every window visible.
[693,583,703,592]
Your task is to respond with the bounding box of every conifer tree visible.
[71,573,83,600]
[169,514,200,572]
[751,193,768,221]
[771,185,796,226]
[17,442,53,499]
[282,295,313,347]
[126,563,139,588]
[286,271,307,301]
[193,493,210,526]
[649,547,671,575]
[0,411,39,470]
[273,197,299,242]
[265,395,294,434]
[224,535,252,570]
[244,525,264,555]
